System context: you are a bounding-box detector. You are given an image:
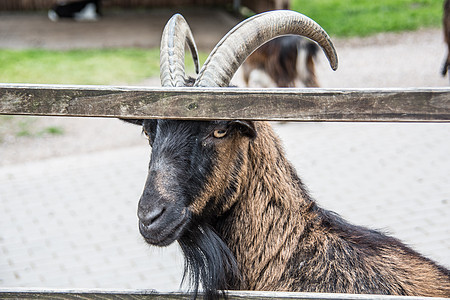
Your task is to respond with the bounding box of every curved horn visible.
[160,14,200,87]
[194,10,338,87]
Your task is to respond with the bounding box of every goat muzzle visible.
[138,204,191,246]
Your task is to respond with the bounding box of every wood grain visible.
[0,84,449,122]
[0,288,448,300]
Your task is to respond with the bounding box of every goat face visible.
[130,6,338,252]
[136,119,255,246]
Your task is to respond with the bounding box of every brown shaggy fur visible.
[243,36,319,87]
[194,121,450,297]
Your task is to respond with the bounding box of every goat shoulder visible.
[214,122,450,297]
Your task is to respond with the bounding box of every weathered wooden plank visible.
[0,84,449,122]
[0,288,448,300]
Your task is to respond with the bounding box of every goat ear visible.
[121,119,144,126]
[231,120,256,139]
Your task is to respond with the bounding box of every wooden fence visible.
[0,83,449,299]
[1,84,449,122]
[0,288,449,300]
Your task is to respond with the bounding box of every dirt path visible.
[316,28,449,88]
[0,8,240,51]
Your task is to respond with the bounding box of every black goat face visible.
[129,119,256,247]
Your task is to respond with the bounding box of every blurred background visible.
[0,0,449,293]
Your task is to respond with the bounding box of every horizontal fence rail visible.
[0,289,449,300]
[0,84,449,122]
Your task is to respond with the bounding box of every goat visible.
[48,0,101,22]
[242,35,320,87]
[124,11,450,300]
[443,0,450,78]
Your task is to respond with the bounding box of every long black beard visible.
[178,224,240,300]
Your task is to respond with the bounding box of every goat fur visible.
[48,0,101,21]
[131,12,450,300]
[243,36,319,87]
[179,120,450,298]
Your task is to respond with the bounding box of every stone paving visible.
[0,122,449,291]
[0,146,184,291]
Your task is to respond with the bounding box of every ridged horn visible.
[160,14,200,87]
[194,10,338,87]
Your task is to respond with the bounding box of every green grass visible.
[291,0,443,37]
[0,1,443,86]
[0,48,205,85]
[0,48,206,141]
[0,115,64,141]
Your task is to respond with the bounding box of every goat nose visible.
[138,207,165,226]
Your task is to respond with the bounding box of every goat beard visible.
[178,224,240,300]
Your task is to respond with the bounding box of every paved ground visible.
[0,8,449,293]
[0,8,240,51]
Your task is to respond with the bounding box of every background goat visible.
[125,11,450,300]
[242,36,320,87]
[443,0,450,78]
[48,0,101,22]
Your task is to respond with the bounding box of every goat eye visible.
[213,129,227,138]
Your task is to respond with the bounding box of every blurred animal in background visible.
[242,36,320,87]
[48,0,101,22]
[442,0,450,79]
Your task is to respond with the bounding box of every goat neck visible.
[213,122,450,297]
[213,121,315,291]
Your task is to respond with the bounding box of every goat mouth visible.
[139,208,190,246]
